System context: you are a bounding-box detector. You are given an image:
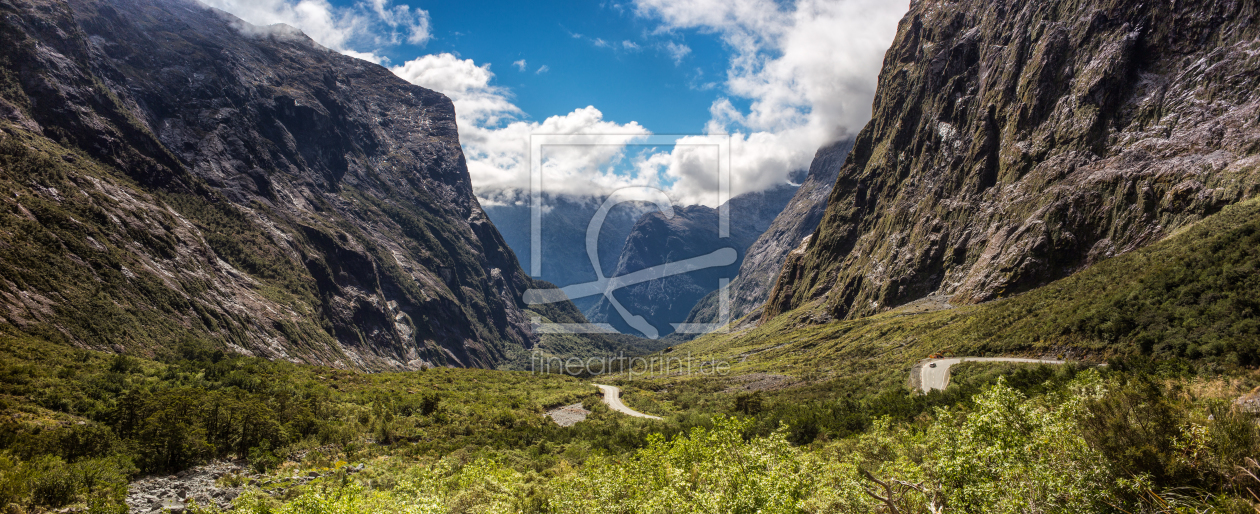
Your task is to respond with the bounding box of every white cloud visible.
[461,107,656,205]
[574,34,645,56]
[366,0,430,44]
[513,59,528,71]
[391,54,520,126]
[635,0,907,198]
[664,41,691,65]
[390,55,653,205]
[202,0,431,64]
[535,65,550,74]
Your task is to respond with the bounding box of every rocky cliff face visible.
[765,0,1260,322]
[0,0,584,369]
[588,185,796,338]
[683,139,853,328]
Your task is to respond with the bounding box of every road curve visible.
[594,384,662,420]
[917,357,1068,392]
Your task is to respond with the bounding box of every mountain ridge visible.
[680,138,855,332]
[0,0,606,370]
[483,194,654,314]
[588,184,797,338]
[765,0,1260,324]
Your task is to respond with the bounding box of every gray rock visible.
[766,0,1260,322]
[126,461,247,513]
[546,403,591,427]
[682,139,855,329]
[0,0,583,370]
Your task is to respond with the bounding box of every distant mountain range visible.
[586,185,797,338]
[483,195,654,313]
[487,185,800,339]
[680,138,854,333]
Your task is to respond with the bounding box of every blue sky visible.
[202,0,908,206]
[414,1,727,134]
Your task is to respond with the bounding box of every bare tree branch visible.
[859,468,946,514]
[860,468,902,514]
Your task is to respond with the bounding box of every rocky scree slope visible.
[588,185,796,338]
[0,0,590,369]
[682,138,854,331]
[766,0,1260,323]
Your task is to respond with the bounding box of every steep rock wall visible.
[766,0,1260,322]
[0,0,588,369]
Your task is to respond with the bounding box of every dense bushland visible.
[3,333,1257,513]
[0,336,675,511]
[5,195,1259,510]
[185,368,1259,513]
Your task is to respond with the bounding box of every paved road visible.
[918,357,1067,392]
[594,384,662,420]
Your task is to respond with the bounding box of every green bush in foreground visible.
[550,416,808,513]
[0,453,133,511]
[0,336,614,511]
[216,370,1257,513]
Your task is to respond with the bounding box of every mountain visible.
[765,0,1260,323]
[679,193,1260,388]
[0,0,605,370]
[587,185,797,338]
[483,195,652,314]
[681,138,854,330]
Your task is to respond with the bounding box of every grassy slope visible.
[617,196,1260,397]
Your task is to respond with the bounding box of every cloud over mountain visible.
[634,0,907,203]
[390,55,652,205]
[200,0,430,63]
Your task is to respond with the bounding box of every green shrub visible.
[1080,377,1189,488]
[0,453,132,510]
[932,377,1116,513]
[248,441,282,473]
[733,392,764,416]
[552,416,810,513]
[6,422,119,463]
[1080,375,1260,498]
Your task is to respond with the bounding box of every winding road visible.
[596,360,1079,416]
[594,384,662,420]
[916,357,1068,392]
